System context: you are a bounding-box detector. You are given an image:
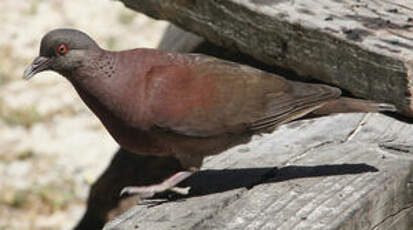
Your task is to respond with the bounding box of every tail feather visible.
[312,97,396,115]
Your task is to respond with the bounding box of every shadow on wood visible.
[167,163,378,198]
[74,147,378,229]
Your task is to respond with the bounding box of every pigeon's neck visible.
[69,49,157,128]
[70,50,124,114]
[65,49,113,79]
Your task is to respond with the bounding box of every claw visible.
[120,187,129,197]
[120,186,155,198]
[169,186,191,195]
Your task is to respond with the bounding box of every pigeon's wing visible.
[142,54,341,137]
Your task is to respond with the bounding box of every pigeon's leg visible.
[120,171,194,199]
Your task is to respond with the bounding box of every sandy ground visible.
[0,1,168,229]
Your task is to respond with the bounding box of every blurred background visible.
[0,0,168,229]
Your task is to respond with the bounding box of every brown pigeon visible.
[24,29,395,198]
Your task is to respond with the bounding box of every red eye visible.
[57,44,68,55]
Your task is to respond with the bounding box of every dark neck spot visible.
[95,53,115,78]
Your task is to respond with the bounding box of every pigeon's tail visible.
[312,97,397,115]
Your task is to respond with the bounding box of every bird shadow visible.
[383,111,413,124]
[74,149,378,229]
[159,163,378,199]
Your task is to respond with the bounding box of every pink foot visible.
[120,171,193,198]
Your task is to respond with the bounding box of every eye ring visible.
[56,44,68,55]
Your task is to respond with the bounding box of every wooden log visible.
[103,25,413,230]
[104,113,413,230]
[119,0,413,116]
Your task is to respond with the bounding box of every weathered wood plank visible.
[119,0,413,116]
[104,113,413,230]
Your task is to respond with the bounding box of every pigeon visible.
[24,29,396,198]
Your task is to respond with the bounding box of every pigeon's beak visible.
[23,56,51,80]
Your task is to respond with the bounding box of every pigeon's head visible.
[24,28,99,80]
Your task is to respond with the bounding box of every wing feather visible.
[143,53,341,137]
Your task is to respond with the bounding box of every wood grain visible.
[104,113,413,230]
[120,0,413,116]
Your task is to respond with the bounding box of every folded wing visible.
[142,54,341,137]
